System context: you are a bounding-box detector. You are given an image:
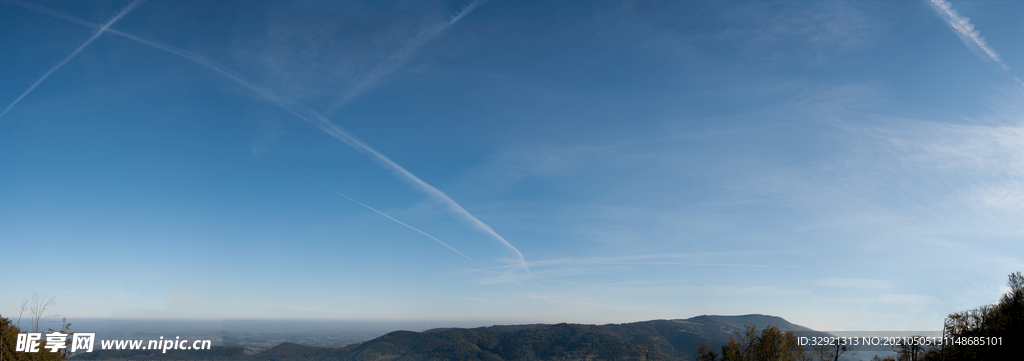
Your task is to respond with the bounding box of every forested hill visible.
[72,314,823,361]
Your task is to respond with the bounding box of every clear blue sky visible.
[2,0,1023,332]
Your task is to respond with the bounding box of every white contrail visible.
[928,0,1007,70]
[325,0,489,112]
[449,0,488,25]
[303,177,474,261]
[0,0,146,119]
[279,103,532,275]
[6,0,532,276]
[106,33,531,274]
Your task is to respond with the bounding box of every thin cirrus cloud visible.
[927,0,1007,70]
[877,294,935,306]
[967,184,1024,211]
[812,278,889,290]
[5,0,531,277]
[0,0,146,120]
[325,0,489,113]
[527,253,775,268]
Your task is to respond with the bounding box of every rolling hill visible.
[75,314,824,361]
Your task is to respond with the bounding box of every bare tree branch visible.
[27,293,60,333]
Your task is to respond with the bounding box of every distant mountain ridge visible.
[74,314,825,361]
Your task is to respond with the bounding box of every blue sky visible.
[2,0,1023,332]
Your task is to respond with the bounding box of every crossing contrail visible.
[303,177,474,261]
[0,0,146,119]
[279,103,532,275]
[4,0,532,276]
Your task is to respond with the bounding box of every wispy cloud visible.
[0,0,146,119]
[303,177,473,261]
[928,0,1007,69]
[967,183,1024,211]
[812,278,889,290]
[528,253,776,268]
[877,294,935,306]
[326,0,489,112]
[454,252,781,286]
[10,1,531,276]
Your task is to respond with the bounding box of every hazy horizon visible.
[4,0,1023,333]
[8,317,539,334]
[8,314,882,336]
